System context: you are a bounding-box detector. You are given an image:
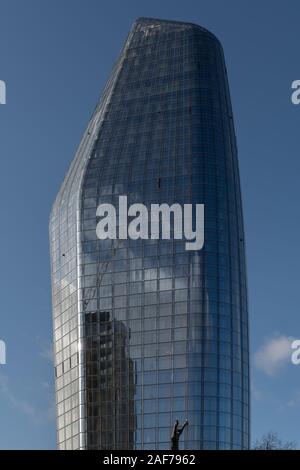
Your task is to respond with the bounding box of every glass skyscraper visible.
[49,17,250,450]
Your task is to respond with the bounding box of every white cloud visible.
[286,390,300,408]
[39,344,53,363]
[0,372,55,424]
[251,383,264,401]
[254,335,294,376]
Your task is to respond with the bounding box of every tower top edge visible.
[133,17,221,44]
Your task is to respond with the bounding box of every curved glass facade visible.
[49,17,250,450]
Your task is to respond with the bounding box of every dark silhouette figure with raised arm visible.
[171,419,189,450]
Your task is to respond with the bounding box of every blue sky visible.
[0,0,299,449]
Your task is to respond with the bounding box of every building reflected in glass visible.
[49,17,250,450]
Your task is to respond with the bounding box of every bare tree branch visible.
[253,431,297,450]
